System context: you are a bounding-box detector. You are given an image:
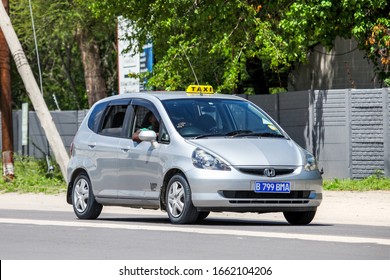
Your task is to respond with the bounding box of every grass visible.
[324,170,390,191]
[323,174,390,191]
[0,157,389,193]
[0,156,66,194]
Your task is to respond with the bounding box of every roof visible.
[99,91,245,103]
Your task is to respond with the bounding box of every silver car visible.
[67,88,322,225]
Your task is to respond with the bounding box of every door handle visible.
[88,142,96,149]
[120,146,130,152]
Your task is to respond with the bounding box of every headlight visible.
[304,151,318,171]
[192,148,231,170]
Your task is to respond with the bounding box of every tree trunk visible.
[0,0,14,180]
[76,27,107,107]
[0,2,69,180]
[246,57,270,94]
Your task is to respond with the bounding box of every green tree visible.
[86,0,390,92]
[10,0,117,110]
[86,0,293,94]
[10,0,389,103]
[280,0,390,86]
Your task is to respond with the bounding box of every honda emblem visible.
[264,168,276,177]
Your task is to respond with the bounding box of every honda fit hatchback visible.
[67,86,322,225]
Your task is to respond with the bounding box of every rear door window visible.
[87,101,109,132]
[99,105,128,137]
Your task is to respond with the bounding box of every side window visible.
[131,105,160,136]
[99,105,128,137]
[130,100,168,143]
[87,101,109,132]
[133,106,153,132]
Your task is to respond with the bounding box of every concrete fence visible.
[2,88,389,179]
[240,88,390,179]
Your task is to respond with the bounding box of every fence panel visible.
[350,89,387,178]
[312,89,350,178]
[2,89,389,179]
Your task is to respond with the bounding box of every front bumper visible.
[185,166,322,213]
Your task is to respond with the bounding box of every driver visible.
[132,111,160,142]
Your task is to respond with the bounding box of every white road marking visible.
[0,218,389,245]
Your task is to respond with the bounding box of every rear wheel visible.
[283,210,316,225]
[72,173,102,219]
[166,174,199,224]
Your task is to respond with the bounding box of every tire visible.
[72,173,102,219]
[197,211,210,221]
[166,174,199,224]
[283,210,316,225]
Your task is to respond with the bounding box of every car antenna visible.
[180,44,199,86]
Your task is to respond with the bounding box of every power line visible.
[28,0,60,110]
[28,0,43,94]
[312,46,359,56]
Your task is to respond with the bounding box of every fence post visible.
[308,89,314,155]
[383,88,390,177]
[345,89,353,178]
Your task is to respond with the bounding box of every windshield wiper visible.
[225,130,253,137]
[227,131,286,138]
[253,132,286,138]
[194,130,287,139]
[193,133,226,139]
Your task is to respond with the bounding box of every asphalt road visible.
[0,191,389,260]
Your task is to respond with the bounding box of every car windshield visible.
[162,98,285,138]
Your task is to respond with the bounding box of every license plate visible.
[254,182,291,193]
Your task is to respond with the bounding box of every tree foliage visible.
[280,0,390,86]
[85,0,293,94]
[83,0,390,92]
[8,0,390,107]
[9,0,117,110]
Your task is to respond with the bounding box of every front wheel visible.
[72,173,102,219]
[283,210,316,225]
[166,174,199,224]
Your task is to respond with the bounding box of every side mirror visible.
[138,130,156,141]
[138,130,159,148]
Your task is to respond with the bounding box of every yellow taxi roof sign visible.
[186,85,214,94]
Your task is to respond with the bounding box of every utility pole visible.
[0,0,14,180]
[0,2,69,180]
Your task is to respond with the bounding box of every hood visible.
[189,138,303,166]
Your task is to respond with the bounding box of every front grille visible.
[222,190,311,199]
[229,200,310,204]
[221,191,311,205]
[238,168,295,176]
